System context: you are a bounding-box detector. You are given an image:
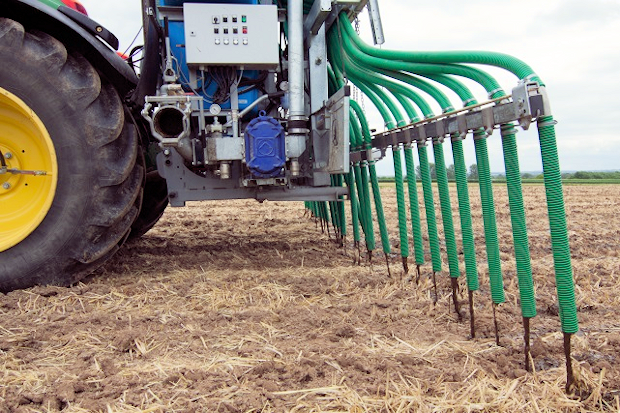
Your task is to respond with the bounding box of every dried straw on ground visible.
[0,184,619,412]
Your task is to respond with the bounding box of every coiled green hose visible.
[433,140,460,278]
[451,138,479,291]
[404,147,425,265]
[393,145,409,259]
[537,116,578,333]
[345,171,361,245]
[474,132,504,304]
[337,13,542,85]
[354,163,375,251]
[418,145,442,272]
[501,123,536,318]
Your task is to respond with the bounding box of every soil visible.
[1,184,619,412]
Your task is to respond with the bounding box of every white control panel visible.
[183,3,279,69]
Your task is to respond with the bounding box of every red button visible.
[242,27,248,34]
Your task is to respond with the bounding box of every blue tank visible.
[244,112,286,179]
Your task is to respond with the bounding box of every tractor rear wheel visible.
[129,169,169,239]
[0,18,143,292]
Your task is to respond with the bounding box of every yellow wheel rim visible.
[0,87,58,252]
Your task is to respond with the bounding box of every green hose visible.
[537,116,578,333]
[418,144,442,272]
[337,13,542,85]
[335,25,504,99]
[367,161,391,255]
[501,124,536,318]
[377,69,453,114]
[451,138,479,291]
[353,163,374,250]
[345,171,361,244]
[335,174,346,238]
[404,147,425,265]
[474,131,504,304]
[433,139,460,278]
[393,145,409,259]
[350,102,376,251]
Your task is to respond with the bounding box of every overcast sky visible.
[80,0,620,175]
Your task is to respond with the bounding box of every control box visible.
[183,3,279,69]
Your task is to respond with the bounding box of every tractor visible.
[0,0,581,387]
[0,0,357,291]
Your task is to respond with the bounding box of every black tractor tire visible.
[0,18,143,292]
[129,169,169,239]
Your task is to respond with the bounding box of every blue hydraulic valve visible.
[244,111,286,178]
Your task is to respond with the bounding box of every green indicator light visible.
[242,15,247,23]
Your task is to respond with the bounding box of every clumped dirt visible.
[1,184,619,412]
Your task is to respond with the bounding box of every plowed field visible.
[1,184,619,412]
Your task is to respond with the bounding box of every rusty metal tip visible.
[564,332,575,393]
[468,290,475,339]
[385,252,392,278]
[451,278,462,321]
[492,303,500,346]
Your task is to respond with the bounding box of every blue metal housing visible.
[244,112,286,178]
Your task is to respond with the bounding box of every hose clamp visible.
[537,119,558,128]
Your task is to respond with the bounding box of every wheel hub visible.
[0,87,58,252]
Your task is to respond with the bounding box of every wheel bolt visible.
[4,152,11,159]
[2,182,10,190]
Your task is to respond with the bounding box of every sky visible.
[80,0,620,175]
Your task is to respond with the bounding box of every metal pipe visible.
[287,0,306,123]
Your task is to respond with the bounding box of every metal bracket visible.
[512,81,545,130]
[313,86,350,174]
[304,0,332,35]
[363,89,550,154]
[157,149,347,205]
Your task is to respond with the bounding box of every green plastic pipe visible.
[537,116,578,334]
[404,147,425,266]
[345,171,361,245]
[451,137,479,292]
[392,145,409,261]
[433,139,460,279]
[417,144,442,273]
[474,131,504,304]
[334,24,504,99]
[501,123,536,318]
[337,12,542,85]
